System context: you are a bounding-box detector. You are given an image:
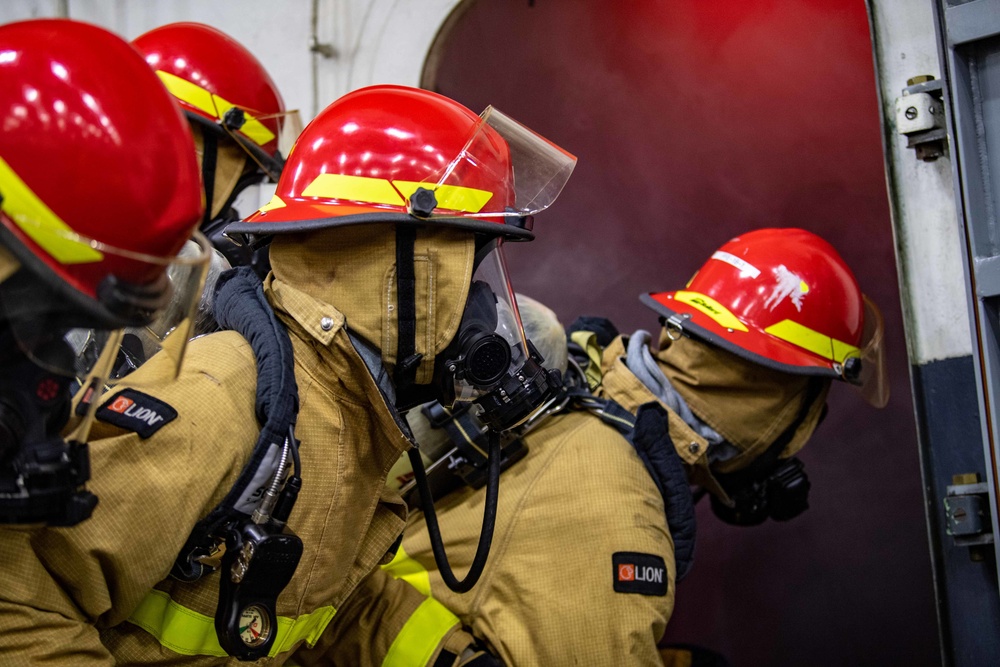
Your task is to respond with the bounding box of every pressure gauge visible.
[238,604,271,647]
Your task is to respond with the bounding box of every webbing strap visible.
[394,226,419,387]
[201,130,218,228]
[382,597,461,667]
[127,589,335,658]
[565,388,636,433]
[569,330,605,390]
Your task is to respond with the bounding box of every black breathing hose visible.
[407,429,501,593]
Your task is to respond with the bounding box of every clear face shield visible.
[0,229,212,442]
[210,98,303,183]
[406,106,577,224]
[439,238,559,432]
[846,294,889,408]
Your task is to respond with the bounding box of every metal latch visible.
[944,473,994,559]
[894,75,946,162]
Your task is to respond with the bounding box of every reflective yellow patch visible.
[382,597,459,667]
[127,589,335,658]
[156,71,276,147]
[673,290,748,332]
[0,155,103,264]
[298,173,493,213]
[831,338,861,364]
[764,319,859,362]
[394,180,493,214]
[257,195,287,213]
[302,173,404,206]
[382,545,432,596]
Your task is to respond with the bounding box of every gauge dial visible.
[239,605,271,647]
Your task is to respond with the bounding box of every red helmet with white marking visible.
[641,228,887,406]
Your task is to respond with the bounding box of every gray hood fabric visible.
[625,330,737,463]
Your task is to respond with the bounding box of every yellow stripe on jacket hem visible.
[382,597,461,667]
[127,589,336,658]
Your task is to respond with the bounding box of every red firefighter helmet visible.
[0,18,204,330]
[641,228,888,406]
[131,22,289,180]
[227,84,576,243]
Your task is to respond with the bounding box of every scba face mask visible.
[437,238,559,432]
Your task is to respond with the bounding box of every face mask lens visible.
[448,241,527,401]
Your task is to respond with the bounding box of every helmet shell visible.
[132,22,285,157]
[0,19,202,302]
[229,85,529,240]
[642,228,864,378]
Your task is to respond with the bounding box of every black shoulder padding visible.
[171,267,299,581]
[630,402,696,581]
[214,267,299,445]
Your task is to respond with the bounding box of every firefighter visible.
[386,294,689,666]
[386,228,884,665]
[595,227,888,526]
[0,83,576,666]
[0,19,208,528]
[131,22,297,276]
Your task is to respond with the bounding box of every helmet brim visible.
[225,208,535,247]
[640,291,844,380]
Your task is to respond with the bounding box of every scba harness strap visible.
[561,387,697,581]
[421,375,697,582]
[169,266,305,661]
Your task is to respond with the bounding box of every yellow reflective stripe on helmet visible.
[257,195,287,213]
[382,545,432,596]
[127,589,336,658]
[156,71,276,147]
[832,338,861,363]
[382,597,460,667]
[393,181,493,214]
[673,291,748,332]
[764,319,860,363]
[0,155,103,265]
[302,173,404,206]
[300,173,494,214]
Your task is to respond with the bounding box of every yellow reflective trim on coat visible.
[156,71,276,147]
[302,173,404,206]
[127,589,336,658]
[382,597,460,667]
[0,155,103,264]
[393,180,493,214]
[673,291,748,332]
[382,545,432,596]
[764,319,860,363]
